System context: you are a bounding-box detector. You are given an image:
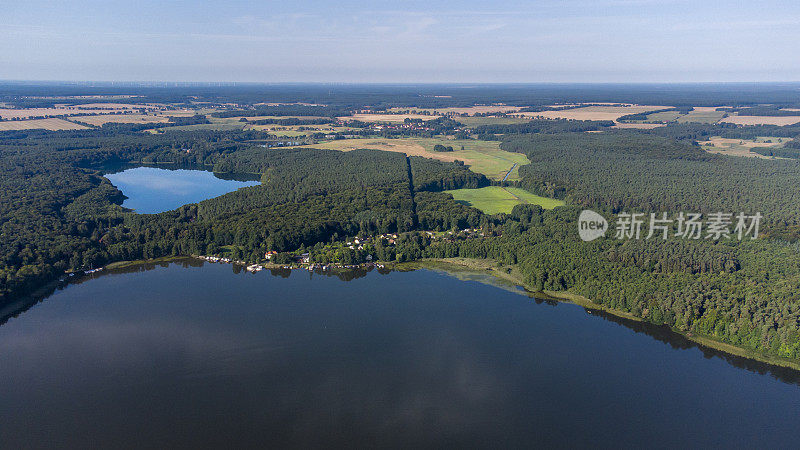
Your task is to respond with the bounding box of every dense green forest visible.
[503,132,800,224]
[3,97,800,364]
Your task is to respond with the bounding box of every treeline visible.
[474,119,614,138]
[718,106,800,117]
[246,117,334,126]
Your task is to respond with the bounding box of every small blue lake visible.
[106,166,260,214]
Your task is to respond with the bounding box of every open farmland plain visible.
[0,118,88,131]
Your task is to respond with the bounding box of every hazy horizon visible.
[3,0,800,83]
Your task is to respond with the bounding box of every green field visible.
[677,110,726,124]
[445,186,565,214]
[645,111,683,122]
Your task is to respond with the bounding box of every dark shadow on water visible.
[2,259,799,387]
[584,307,800,386]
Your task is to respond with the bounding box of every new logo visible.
[578,210,608,241]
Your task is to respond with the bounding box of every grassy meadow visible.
[445,186,565,214]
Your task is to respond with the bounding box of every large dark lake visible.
[105,166,260,214]
[1,261,799,448]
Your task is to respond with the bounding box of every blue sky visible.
[2,0,799,82]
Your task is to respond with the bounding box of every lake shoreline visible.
[6,254,798,376]
[405,257,800,373]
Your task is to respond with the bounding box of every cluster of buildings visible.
[193,229,483,276]
[197,255,237,264]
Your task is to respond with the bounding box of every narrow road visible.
[405,156,417,224]
[502,163,517,182]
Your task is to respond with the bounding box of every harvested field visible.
[340,113,438,123]
[73,114,171,126]
[455,116,530,127]
[514,105,670,121]
[720,116,800,126]
[0,108,118,119]
[0,118,88,131]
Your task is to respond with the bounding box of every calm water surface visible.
[1,262,799,449]
[106,167,260,213]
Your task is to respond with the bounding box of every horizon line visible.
[3,79,800,86]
